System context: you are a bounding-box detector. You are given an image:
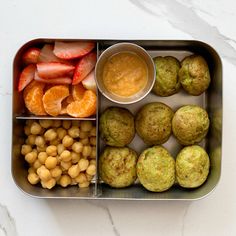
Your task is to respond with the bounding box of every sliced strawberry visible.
[34,71,72,84]
[82,70,96,92]
[38,44,62,63]
[53,41,95,59]
[37,62,75,79]
[22,47,40,65]
[72,52,96,85]
[18,64,36,92]
[38,44,75,65]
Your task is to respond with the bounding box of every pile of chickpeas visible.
[21,119,96,189]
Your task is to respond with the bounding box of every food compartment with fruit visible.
[14,40,97,118]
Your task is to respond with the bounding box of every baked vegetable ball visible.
[176,145,210,188]
[179,55,210,95]
[137,146,175,192]
[135,102,173,145]
[99,107,135,147]
[99,146,137,188]
[152,56,180,96]
[172,105,210,145]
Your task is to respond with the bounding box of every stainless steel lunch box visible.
[12,39,222,200]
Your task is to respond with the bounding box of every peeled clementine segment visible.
[67,90,97,118]
[43,85,69,116]
[23,81,46,115]
[71,83,86,101]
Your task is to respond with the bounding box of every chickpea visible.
[68,164,80,178]
[28,173,40,185]
[37,166,51,181]
[90,137,96,146]
[33,159,42,169]
[25,138,30,145]
[86,173,93,181]
[37,145,46,152]
[82,146,92,157]
[90,159,96,166]
[52,120,61,128]
[60,150,71,162]
[68,126,80,138]
[57,127,67,140]
[39,127,45,135]
[32,148,38,154]
[24,126,31,136]
[60,161,72,170]
[28,135,36,145]
[72,142,83,153]
[46,145,57,156]
[79,181,90,188]
[90,147,96,159]
[26,120,34,126]
[86,164,96,176]
[59,175,71,187]
[78,159,89,171]
[72,120,80,126]
[71,178,77,185]
[79,131,89,139]
[30,122,42,135]
[62,120,72,129]
[62,135,74,147]
[80,138,89,145]
[39,120,53,129]
[25,151,37,164]
[21,144,32,155]
[28,167,36,174]
[89,127,96,137]
[38,152,48,164]
[41,178,56,189]
[45,156,57,169]
[50,138,60,146]
[44,129,57,141]
[35,136,45,147]
[75,173,87,184]
[57,144,65,155]
[50,166,62,178]
[80,121,93,132]
[71,152,81,164]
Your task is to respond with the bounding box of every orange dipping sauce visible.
[102,52,148,97]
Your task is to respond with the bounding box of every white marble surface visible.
[0,0,236,235]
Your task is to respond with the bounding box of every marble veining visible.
[129,0,236,66]
[87,201,120,236]
[0,204,17,236]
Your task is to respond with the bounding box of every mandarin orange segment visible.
[71,83,86,101]
[67,90,97,118]
[23,81,46,115]
[42,85,69,116]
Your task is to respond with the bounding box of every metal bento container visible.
[12,39,222,200]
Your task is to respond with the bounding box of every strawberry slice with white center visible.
[72,52,96,85]
[82,70,96,92]
[37,62,75,79]
[53,41,95,60]
[38,44,75,65]
[22,47,41,65]
[34,71,72,84]
[18,64,36,92]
